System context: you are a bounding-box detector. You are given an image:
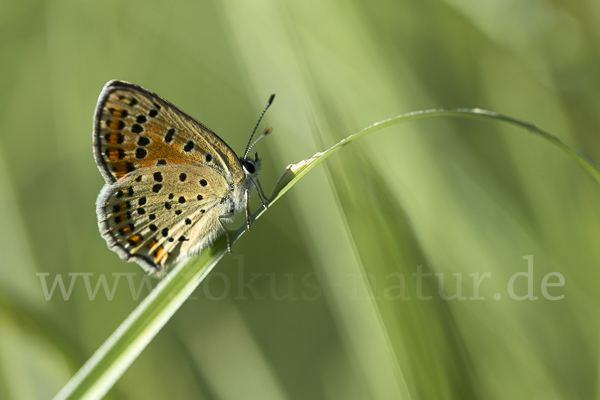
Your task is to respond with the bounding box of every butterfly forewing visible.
[93,80,244,184]
[96,165,229,272]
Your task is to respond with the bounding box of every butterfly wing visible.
[96,165,230,273]
[93,80,244,184]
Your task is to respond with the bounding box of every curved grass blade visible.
[54,108,600,399]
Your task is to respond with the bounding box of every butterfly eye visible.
[243,159,256,174]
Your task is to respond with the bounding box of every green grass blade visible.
[274,109,600,193]
[53,244,228,400]
[54,108,600,399]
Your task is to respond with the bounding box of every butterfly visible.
[93,80,273,275]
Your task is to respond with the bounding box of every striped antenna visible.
[244,94,275,159]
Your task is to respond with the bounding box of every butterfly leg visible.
[218,216,233,254]
[245,188,252,231]
[250,178,268,210]
[256,178,269,204]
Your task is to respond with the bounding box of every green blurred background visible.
[1,0,600,399]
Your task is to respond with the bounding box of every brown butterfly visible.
[93,80,273,274]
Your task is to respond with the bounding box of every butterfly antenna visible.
[246,127,272,155]
[244,94,275,159]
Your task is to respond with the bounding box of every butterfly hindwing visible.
[96,165,230,272]
[93,80,245,185]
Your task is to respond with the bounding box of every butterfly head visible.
[241,152,261,178]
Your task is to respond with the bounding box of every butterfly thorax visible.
[225,156,261,220]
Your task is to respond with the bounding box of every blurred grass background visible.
[1,0,600,399]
